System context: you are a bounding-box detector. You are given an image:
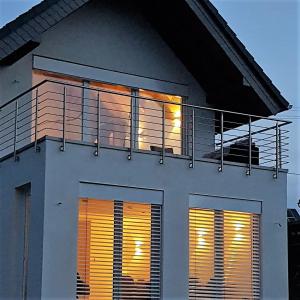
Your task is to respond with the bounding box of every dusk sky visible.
[0,0,299,208]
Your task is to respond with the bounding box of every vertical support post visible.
[218,112,224,172]
[279,126,282,169]
[81,81,90,142]
[94,91,100,156]
[246,116,252,175]
[128,91,135,160]
[34,88,40,152]
[274,121,279,179]
[159,103,165,164]
[13,100,19,161]
[60,86,67,151]
[189,108,195,168]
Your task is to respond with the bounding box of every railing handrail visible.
[0,79,49,110]
[0,79,292,125]
[0,78,291,176]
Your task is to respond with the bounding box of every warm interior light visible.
[234,234,244,241]
[174,118,181,129]
[235,222,243,231]
[174,110,181,119]
[134,240,143,256]
[197,228,207,248]
[172,108,182,132]
[189,209,215,286]
[123,203,151,282]
[224,211,252,297]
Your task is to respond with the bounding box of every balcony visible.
[0,80,290,177]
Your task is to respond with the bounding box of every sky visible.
[0,0,299,208]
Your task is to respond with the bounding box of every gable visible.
[0,0,290,118]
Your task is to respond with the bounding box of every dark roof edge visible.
[0,0,59,39]
[200,0,290,113]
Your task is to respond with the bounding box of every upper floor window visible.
[32,71,183,155]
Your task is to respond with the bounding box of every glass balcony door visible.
[138,89,182,155]
[32,71,184,154]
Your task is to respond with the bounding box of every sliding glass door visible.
[33,71,184,154]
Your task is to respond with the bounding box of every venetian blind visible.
[189,208,260,299]
[77,199,161,299]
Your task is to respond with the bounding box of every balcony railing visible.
[0,80,291,177]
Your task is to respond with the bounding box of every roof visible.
[0,0,290,115]
[0,0,89,63]
[200,0,289,113]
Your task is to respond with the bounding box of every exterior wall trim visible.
[189,193,262,214]
[33,55,189,96]
[79,181,164,205]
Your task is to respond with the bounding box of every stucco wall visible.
[37,139,287,300]
[0,145,46,299]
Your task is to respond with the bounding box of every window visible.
[189,208,260,299]
[32,71,183,154]
[77,199,161,299]
[88,82,131,147]
[33,71,83,141]
[138,90,182,155]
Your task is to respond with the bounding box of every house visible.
[0,0,291,299]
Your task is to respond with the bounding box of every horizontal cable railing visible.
[0,80,291,177]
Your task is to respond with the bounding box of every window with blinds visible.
[189,208,260,299]
[77,199,161,299]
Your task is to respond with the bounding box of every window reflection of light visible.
[174,119,181,128]
[234,234,244,242]
[174,110,181,118]
[235,222,243,231]
[135,240,143,256]
[197,228,207,248]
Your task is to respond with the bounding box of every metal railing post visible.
[94,91,100,156]
[34,88,40,152]
[60,86,67,151]
[274,121,279,179]
[189,108,195,168]
[128,92,135,160]
[279,126,282,169]
[160,103,165,164]
[246,116,252,175]
[218,112,224,172]
[13,100,19,161]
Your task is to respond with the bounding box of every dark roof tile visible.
[34,15,50,30]
[9,32,27,44]
[2,36,19,49]
[15,28,32,41]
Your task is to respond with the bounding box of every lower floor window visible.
[189,208,260,299]
[77,199,161,299]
